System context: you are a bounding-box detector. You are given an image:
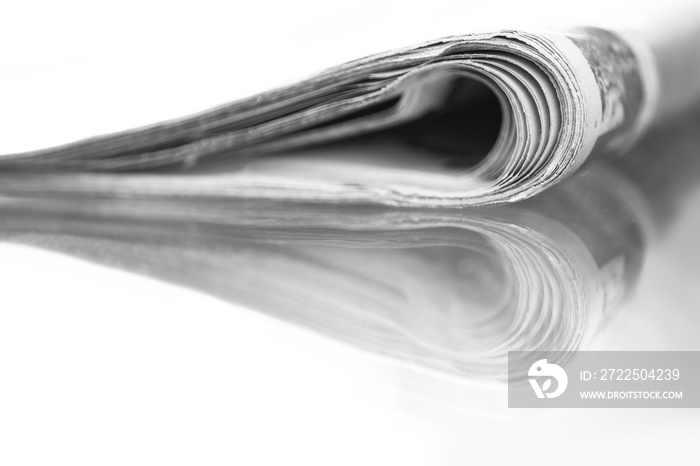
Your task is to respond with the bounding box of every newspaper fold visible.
[1,25,698,206]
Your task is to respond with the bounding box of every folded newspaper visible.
[0,24,698,206]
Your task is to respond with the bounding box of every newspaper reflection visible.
[2,109,700,382]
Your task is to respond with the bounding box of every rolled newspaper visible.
[0,23,698,206]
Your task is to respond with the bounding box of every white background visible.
[1,1,700,464]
